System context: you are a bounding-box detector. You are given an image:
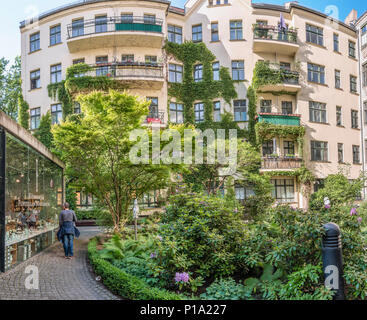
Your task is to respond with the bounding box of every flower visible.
[357,217,362,223]
[324,204,331,209]
[350,207,357,216]
[157,235,163,241]
[175,272,190,283]
[150,252,157,259]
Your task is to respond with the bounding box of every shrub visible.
[201,278,250,300]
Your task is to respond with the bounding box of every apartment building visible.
[20,0,363,208]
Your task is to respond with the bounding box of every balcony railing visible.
[84,62,164,80]
[258,113,301,126]
[262,157,302,170]
[67,16,163,39]
[253,25,298,44]
[145,111,165,124]
[279,69,300,85]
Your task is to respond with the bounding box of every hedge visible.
[88,238,186,300]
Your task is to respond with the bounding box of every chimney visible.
[344,9,358,26]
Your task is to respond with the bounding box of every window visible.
[30,108,41,130]
[76,190,94,208]
[192,24,202,42]
[121,13,133,24]
[351,110,359,129]
[348,41,356,58]
[194,64,203,82]
[144,14,156,24]
[333,33,339,52]
[306,24,323,46]
[211,22,219,41]
[260,100,272,113]
[230,20,242,40]
[74,102,81,114]
[216,0,220,4]
[51,104,63,125]
[308,63,325,84]
[213,62,220,81]
[168,25,182,44]
[145,55,157,64]
[214,101,221,122]
[194,103,204,123]
[362,24,367,48]
[335,70,341,89]
[309,101,327,123]
[72,19,84,37]
[336,106,342,126]
[73,58,85,65]
[282,101,293,115]
[353,145,360,164]
[235,184,255,201]
[350,75,357,93]
[169,103,183,124]
[50,64,62,83]
[311,141,328,162]
[338,143,344,163]
[147,97,158,116]
[232,60,244,80]
[95,15,107,33]
[262,141,274,156]
[30,32,40,52]
[314,179,325,192]
[122,54,134,63]
[284,141,295,156]
[271,179,295,203]
[363,63,367,87]
[169,64,183,83]
[30,70,40,90]
[96,56,108,76]
[50,25,61,46]
[233,100,247,122]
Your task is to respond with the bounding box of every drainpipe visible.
[357,28,366,199]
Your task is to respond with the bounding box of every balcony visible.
[145,111,165,125]
[85,62,164,89]
[253,25,299,55]
[258,113,301,126]
[261,157,302,170]
[66,16,164,53]
[258,68,301,93]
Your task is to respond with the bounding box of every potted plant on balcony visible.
[268,153,279,159]
[285,154,295,159]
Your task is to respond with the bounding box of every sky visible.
[0,0,366,64]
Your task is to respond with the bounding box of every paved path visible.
[0,227,120,300]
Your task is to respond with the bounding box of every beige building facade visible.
[20,0,364,208]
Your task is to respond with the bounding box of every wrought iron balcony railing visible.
[67,16,164,39]
[84,62,164,80]
[261,157,302,170]
[253,25,298,44]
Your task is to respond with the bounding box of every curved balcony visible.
[85,62,164,89]
[257,68,301,93]
[258,113,301,126]
[67,16,164,53]
[253,26,299,55]
[261,157,302,171]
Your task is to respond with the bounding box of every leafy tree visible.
[18,94,30,129]
[34,111,53,149]
[52,90,175,232]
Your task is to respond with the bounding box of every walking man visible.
[59,203,78,259]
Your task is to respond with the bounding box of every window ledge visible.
[350,91,359,96]
[334,50,342,55]
[306,42,327,50]
[49,42,63,48]
[208,3,231,7]
[336,125,345,128]
[28,49,41,55]
[351,127,361,131]
[229,39,246,42]
[310,160,331,163]
[308,81,328,87]
[29,87,42,92]
[348,56,358,62]
[210,40,220,43]
[353,162,362,165]
[308,121,330,125]
[335,87,343,91]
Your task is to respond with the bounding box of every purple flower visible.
[325,204,331,209]
[350,207,357,216]
[357,217,362,223]
[157,235,163,241]
[175,272,190,283]
[150,252,157,259]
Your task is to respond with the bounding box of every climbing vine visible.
[164,41,237,126]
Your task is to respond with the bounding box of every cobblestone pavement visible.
[0,227,120,300]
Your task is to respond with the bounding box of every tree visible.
[18,94,30,129]
[52,90,174,232]
[34,111,53,149]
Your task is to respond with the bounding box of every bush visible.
[76,209,101,220]
[88,238,185,300]
[201,278,250,300]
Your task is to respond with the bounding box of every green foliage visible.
[156,193,249,284]
[18,94,29,130]
[201,278,250,300]
[310,173,364,210]
[48,81,73,120]
[33,111,53,149]
[164,41,237,125]
[247,86,257,146]
[88,238,185,300]
[65,186,77,211]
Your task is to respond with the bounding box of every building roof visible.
[356,10,367,27]
[168,6,185,15]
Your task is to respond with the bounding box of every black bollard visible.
[322,222,345,300]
